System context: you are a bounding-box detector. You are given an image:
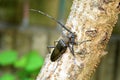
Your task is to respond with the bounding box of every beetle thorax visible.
[62,31,76,44]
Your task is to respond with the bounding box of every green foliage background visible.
[0,50,44,80]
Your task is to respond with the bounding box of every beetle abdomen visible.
[50,39,67,62]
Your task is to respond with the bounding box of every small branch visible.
[37,0,120,80]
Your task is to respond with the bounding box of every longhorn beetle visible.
[30,9,90,62]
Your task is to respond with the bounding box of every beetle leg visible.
[77,40,91,45]
[47,46,55,53]
[47,40,59,53]
[68,44,77,66]
[69,44,75,56]
[54,40,59,46]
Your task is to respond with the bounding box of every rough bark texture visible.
[37,0,120,80]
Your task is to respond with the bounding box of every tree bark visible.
[37,0,120,80]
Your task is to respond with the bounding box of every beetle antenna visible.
[29,9,72,33]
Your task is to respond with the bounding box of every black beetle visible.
[30,9,89,62]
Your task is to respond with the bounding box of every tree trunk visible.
[37,0,120,80]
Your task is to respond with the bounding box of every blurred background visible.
[0,0,119,80]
